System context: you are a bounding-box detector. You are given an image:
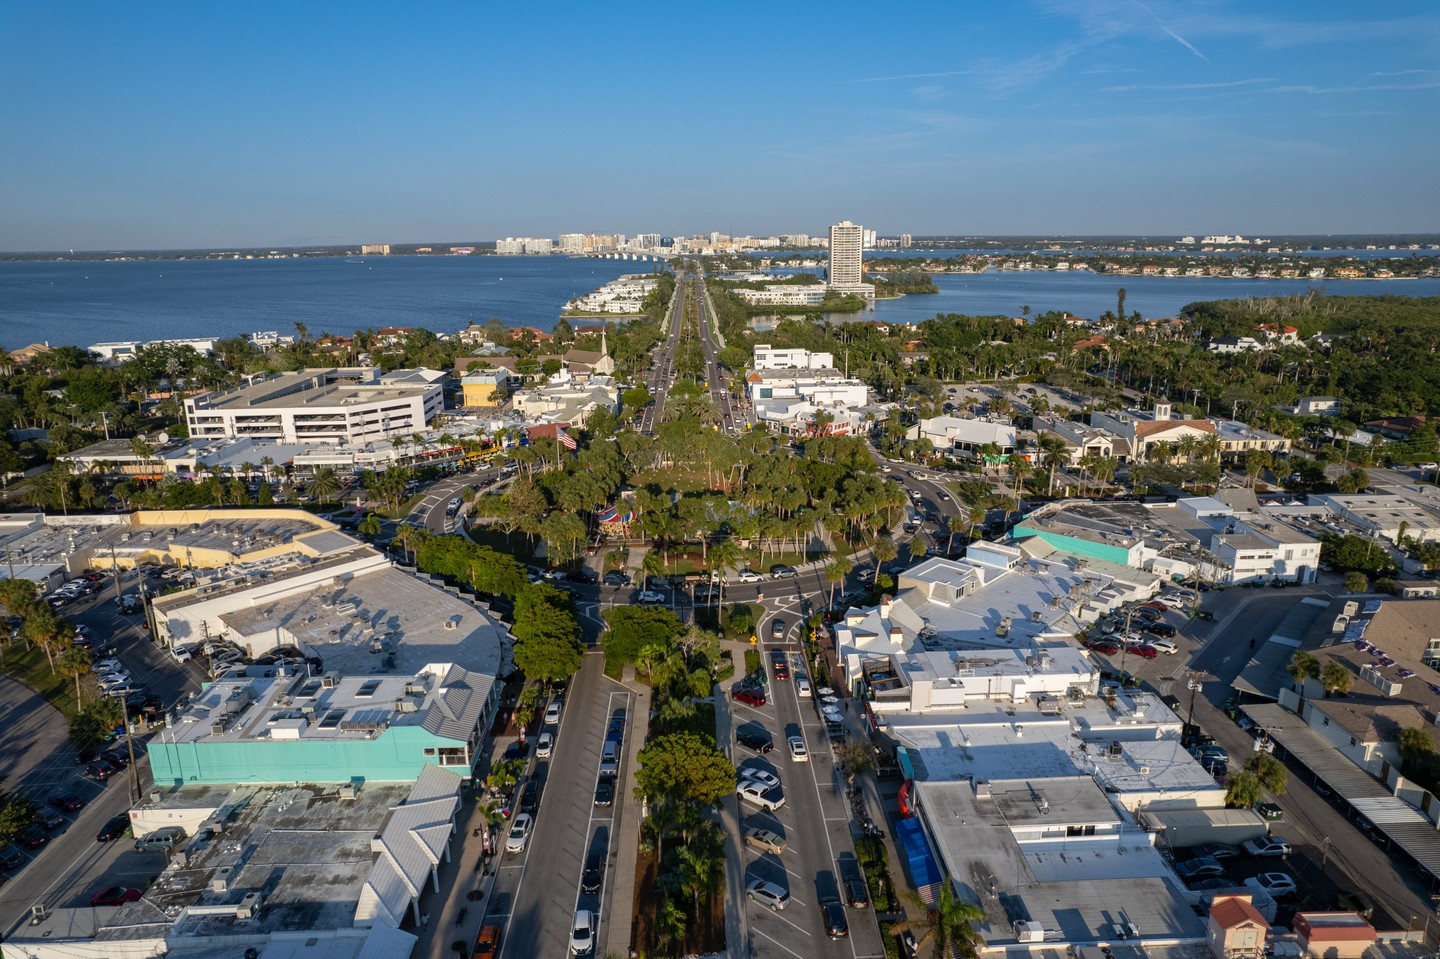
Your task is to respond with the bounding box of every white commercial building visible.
[185,368,444,445]
[731,285,827,307]
[752,344,835,370]
[510,372,620,425]
[90,337,219,363]
[908,415,1017,459]
[745,368,868,408]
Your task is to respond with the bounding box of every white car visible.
[536,732,554,759]
[636,590,666,605]
[171,646,194,663]
[505,813,534,853]
[739,767,781,790]
[569,909,597,956]
[737,570,763,583]
[787,736,809,762]
[1148,639,1179,655]
[794,675,812,698]
[1242,836,1291,858]
[544,700,563,725]
[1244,872,1297,897]
[1157,594,1186,609]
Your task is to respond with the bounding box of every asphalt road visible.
[636,276,685,435]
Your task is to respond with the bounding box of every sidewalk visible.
[605,663,650,959]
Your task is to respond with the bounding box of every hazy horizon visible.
[3,1,1437,251]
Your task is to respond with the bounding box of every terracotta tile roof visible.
[1134,419,1215,438]
[1211,895,1267,929]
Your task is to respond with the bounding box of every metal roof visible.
[1244,703,1440,877]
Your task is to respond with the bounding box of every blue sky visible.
[2,1,1437,250]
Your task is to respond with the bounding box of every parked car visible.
[737,728,773,752]
[821,897,849,939]
[1175,857,1225,880]
[96,814,130,842]
[1089,640,1121,655]
[134,826,186,852]
[1245,872,1298,896]
[83,759,118,782]
[473,925,503,959]
[787,736,809,762]
[544,700,563,725]
[769,565,798,579]
[1147,639,1179,655]
[569,908,597,956]
[739,767,781,790]
[535,732,554,759]
[89,886,142,907]
[581,851,604,894]
[744,827,787,855]
[0,846,24,870]
[1193,843,1240,860]
[505,813,534,853]
[732,687,767,707]
[34,809,65,831]
[48,794,85,813]
[746,879,790,910]
[736,781,785,811]
[736,569,763,583]
[1142,621,1177,637]
[1128,643,1159,659]
[18,829,51,850]
[1242,836,1291,858]
[602,571,630,587]
[636,590,666,605]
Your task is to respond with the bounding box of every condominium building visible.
[828,220,864,286]
[185,367,444,444]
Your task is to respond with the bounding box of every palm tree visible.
[1320,661,1352,697]
[1397,727,1436,774]
[1036,433,1069,497]
[946,515,967,554]
[358,512,383,541]
[890,883,984,959]
[57,644,94,705]
[641,549,666,591]
[709,537,742,626]
[871,536,898,574]
[308,466,341,504]
[1009,456,1034,510]
[1286,651,1320,691]
[823,555,851,607]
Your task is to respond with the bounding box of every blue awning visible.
[894,815,945,890]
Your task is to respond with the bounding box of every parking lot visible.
[724,641,887,959]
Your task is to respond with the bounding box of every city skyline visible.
[2,1,1437,251]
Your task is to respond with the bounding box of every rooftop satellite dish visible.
[157,431,170,444]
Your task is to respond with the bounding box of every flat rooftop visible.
[914,779,1206,946]
[218,565,508,678]
[111,782,416,938]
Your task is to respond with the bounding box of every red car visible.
[732,687,767,707]
[1088,640,1121,655]
[1128,644,1159,659]
[90,886,142,907]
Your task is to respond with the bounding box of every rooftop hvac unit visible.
[1138,765,1151,775]
[210,721,227,736]
[322,673,338,688]
[1106,741,1124,758]
[235,892,263,919]
[443,619,458,631]
[1031,609,1044,622]
[395,698,419,713]
[1014,921,1046,943]
[973,780,992,799]
[338,782,358,801]
[211,866,233,893]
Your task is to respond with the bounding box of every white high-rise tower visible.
[828,220,864,287]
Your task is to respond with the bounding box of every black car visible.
[1142,621,1177,637]
[602,572,630,587]
[96,814,130,842]
[736,729,774,753]
[581,852,604,894]
[48,794,86,813]
[519,779,539,815]
[572,570,598,585]
[83,759,117,782]
[821,898,849,939]
[17,826,49,849]
[0,846,23,870]
[845,878,870,909]
[593,780,614,807]
[35,809,65,831]
[101,749,131,769]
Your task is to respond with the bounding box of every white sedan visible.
[505,813,534,853]
[787,736,809,762]
[536,732,554,758]
[739,767,781,790]
[1244,872,1297,897]
[1148,639,1179,655]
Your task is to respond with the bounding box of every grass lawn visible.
[744,548,827,569]
[378,493,426,520]
[1,643,81,720]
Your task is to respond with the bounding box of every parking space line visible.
[751,924,812,958]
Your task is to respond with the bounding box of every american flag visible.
[556,428,577,451]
